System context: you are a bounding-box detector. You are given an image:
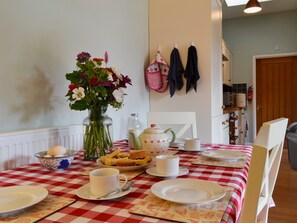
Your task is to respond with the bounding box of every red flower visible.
[68,83,78,91]
[111,73,118,82]
[119,75,132,88]
[90,77,99,85]
[93,58,104,62]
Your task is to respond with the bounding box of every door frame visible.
[252,52,297,141]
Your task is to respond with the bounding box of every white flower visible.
[72,87,85,100]
[112,67,123,81]
[112,88,124,103]
[107,74,114,81]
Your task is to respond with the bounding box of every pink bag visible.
[145,51,169,92]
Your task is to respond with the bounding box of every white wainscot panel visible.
[0,125,83,171]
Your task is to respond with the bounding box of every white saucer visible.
[178,146,207,152]
[76,184,131,200]
[146,167,189,177]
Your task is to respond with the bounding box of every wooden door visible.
[256,56,297,133]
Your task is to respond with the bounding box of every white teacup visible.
[156,155,179,175]
[89,168,128,197]
[184,138,201,151]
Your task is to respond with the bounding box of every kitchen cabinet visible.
[222,40,232,86]
[211,113,229,144]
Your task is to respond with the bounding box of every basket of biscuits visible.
[97,148,152,171]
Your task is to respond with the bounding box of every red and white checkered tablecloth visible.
[0,140,252,223]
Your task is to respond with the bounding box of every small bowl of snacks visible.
[35,145,77,171]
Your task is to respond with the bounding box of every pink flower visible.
[77,52,91,63]
[100,82,115,88]
[112,89,124,103]
[104,51,109,64]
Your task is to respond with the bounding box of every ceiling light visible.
[225,0,269,7]
[244,0,262,13]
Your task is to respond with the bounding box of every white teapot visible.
[139,124,175,156]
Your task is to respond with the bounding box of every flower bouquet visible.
[65,52,132,160]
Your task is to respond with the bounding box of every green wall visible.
[0,0,149,140]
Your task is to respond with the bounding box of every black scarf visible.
[167,48,184,97]
[184,45,200,93]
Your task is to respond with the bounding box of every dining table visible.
[0,139,252,223]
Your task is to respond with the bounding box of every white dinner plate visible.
[151,178,226,204]
[146,167,189,178]
[178,146,207,152]
[201,149,247,161]
[76,183,132,201]
[0,186,48,215]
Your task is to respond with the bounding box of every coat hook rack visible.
[191,41,195,46]
[174,43,178,49]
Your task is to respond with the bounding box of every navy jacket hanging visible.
[184,45,200,93]
[167,47,184,97]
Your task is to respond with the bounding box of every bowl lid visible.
[143,124,165,134]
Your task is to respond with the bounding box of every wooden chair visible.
[147,112,197,139]
[239,118,288,223]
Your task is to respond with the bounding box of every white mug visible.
[184,138,201,151]
[156,155,179,175]
[89,168,128,197]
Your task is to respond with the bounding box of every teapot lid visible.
[143,124,164,134]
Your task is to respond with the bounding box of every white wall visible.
[149,0,222,143]
[0,0,149,140]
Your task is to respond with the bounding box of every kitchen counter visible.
[223,106,241,114]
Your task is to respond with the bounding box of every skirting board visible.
[0,125,83,171]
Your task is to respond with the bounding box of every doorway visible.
[255,55,297,137]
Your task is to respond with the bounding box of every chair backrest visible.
[239,118,288,223]
[147,112,197,139]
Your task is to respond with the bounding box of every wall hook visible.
[157,45,161,53]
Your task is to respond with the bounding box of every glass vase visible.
[83,106,113,160]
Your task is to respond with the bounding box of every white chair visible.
[147,112,197,139]
[239,118,288,223]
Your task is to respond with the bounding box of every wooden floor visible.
[268,149,297,223]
